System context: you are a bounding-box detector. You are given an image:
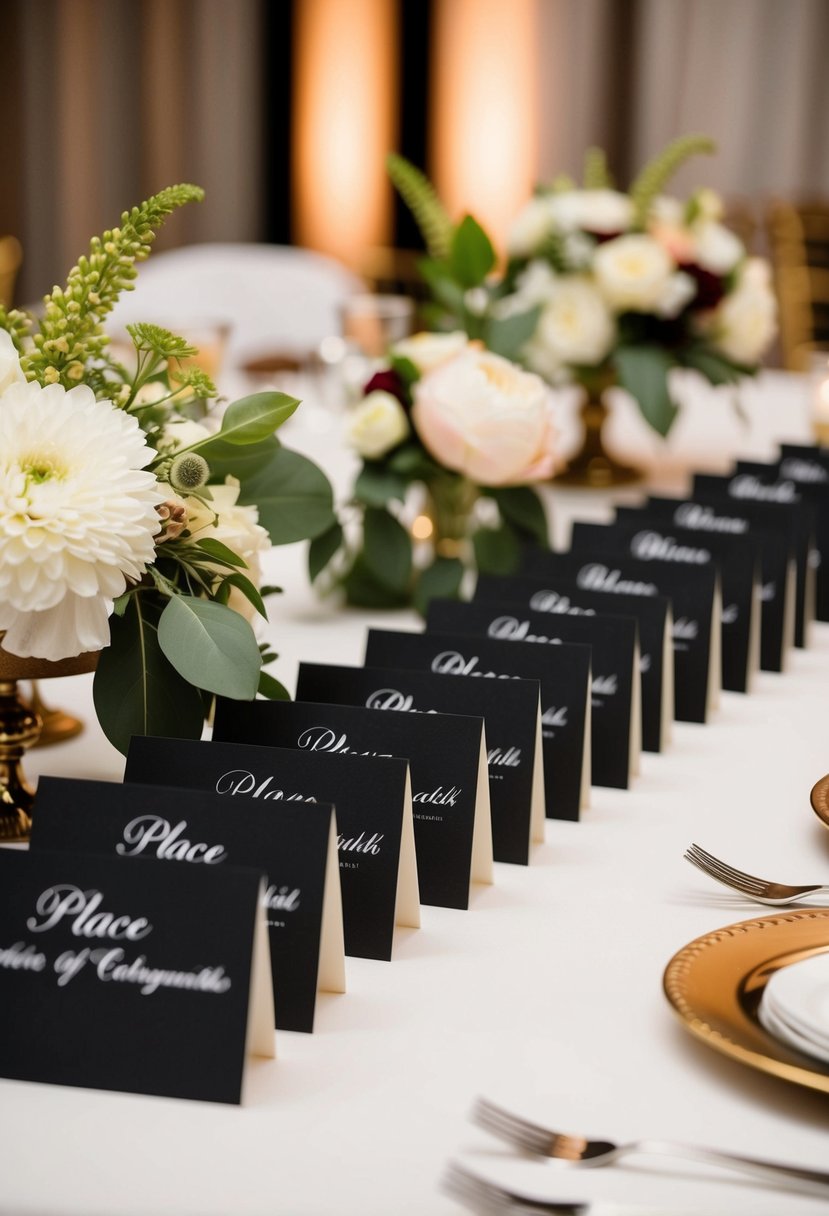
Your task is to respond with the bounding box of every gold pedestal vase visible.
[555,378,642,489]
[0,636,99,842]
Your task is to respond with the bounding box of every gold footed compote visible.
[0,635,99,842]
[28,682,85,746]
[554,378,642,489]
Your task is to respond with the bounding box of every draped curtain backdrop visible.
[2,0,828,304]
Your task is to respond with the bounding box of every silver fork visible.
[684,842,829,905]
[442,1161,715,1215]
[471,1098,829,1197]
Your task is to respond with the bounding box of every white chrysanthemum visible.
[0,380,164,660]
[0,330,26,395]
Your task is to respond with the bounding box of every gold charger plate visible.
[811,774,829,830]
[664,909,829,1094]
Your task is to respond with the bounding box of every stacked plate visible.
[759,952,829,1064]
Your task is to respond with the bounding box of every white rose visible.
[694,188,725,223]
[549,189,633,234]
[709,258,777,365]
[346,390,410,459]
[0,329,26,396]
[412,349,557,485]
[162,418,213,451]
[593,233,675,312]
[650,195,685,226]
[655,271,697,319]
[391,330,468,374]
[133,380,169,408]
[524,276,615,375]
[507,196,557,256]
[184,477,270,621]
[514,260,559,304]
[693,221,744,275]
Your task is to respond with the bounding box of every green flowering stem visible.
[23,184,204,392]
[629,135,716,230]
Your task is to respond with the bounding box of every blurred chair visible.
[107,242,364,367]
[0,236,23,308]
[767,200,829,370]
[722,198,758,253]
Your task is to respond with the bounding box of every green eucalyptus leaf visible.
[363,507,413,592]
[448,215,496,288]
[418,257,467,313]
[217,391,299,444]
[238,447,336,544]
[355,463,409,507]
[490,486,549,545]
[258,670,291,700]
[216,572,268,619]
[308,520,344,582]
[680,347,744,385]
[413,556,464,617]
[473,522,521,575]
[157,594,261,699]
[199,435,281,484]
[93,595,204,755]
[614,345,678,437]
[195,538,248,567]
[484,305,541,361]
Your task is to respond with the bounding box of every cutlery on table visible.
[442,1161,732,1216]
[684,842,829,905]
[470,1097,829,1197]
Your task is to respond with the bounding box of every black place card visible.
[778,444,829,622]
[521,549,718,724]
[0,848,274,1104]
[426,598,638,791]
[295,661,544,867]
[607,508,761,693]
[695,467,816,647]
[124,736,419,963]
[30,776,344,1035]
[632,494,795,673]
[573,518,756,696]
[364,627,591,822]
[474,572,672,754]
[213,698,492,911]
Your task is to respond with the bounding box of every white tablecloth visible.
[3,372,829,1216]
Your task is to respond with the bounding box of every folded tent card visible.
[570,518,758,697]
[294,661,545,867]
[213,697,493,911]
[777,443,829,623]
[30,776,344,1034]
[426,597,640,791]
[124,736,419,963]
[616,494,796,673]
[521,548,720,725]
[364,627,591,822]
[474,572,673,754]
[0,848,274,1104]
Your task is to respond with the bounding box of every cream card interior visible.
[317,817,346,996]
[470,727,494,887]
[530,691,546,846]
[393,770,421,938]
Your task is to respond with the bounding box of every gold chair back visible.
[0,235,23,309]
[767,200,829,371]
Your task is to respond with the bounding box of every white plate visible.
[760,953,829,1064]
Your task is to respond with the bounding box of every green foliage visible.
[386,153,453,258]
[308,520,344,582]
[629,134,716,229]
[583,146,612,189]
[363,507,413,592]
[473,523,522,575]
[447,215,496,288]
[341,553,411,608]
[413,556,464,616]
[238,447,336,544]
[355,463,409,507]
[93,595,205,755]
[614,345,678,436]
[679,347,745,384]
[484,306,541,362]
[488,486,549,546]
[23,184,204,390]
[258,670,291,700]
[157,594,262,700]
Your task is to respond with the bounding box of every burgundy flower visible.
[363,368,408,408]
[678,262,726,311]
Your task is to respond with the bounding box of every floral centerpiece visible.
[0,185,336,755]
[309,332,556,611]
[385,135,777,457]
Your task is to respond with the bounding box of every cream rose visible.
[346,390,410,460]
[709,258,777,364]
[524,276,615,378]
[693,221,744,275]
[183,477,270,621]
[0,330,26,396]
[392,330,467,374]
[548,189,633,234]
[412,350,556,485]
[507,196,557,256]
[593,233,675,312]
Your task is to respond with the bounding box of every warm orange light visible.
[293,0,398,267]
[431,0,539,251]
[411,514,434,541]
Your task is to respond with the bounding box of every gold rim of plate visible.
[663,908,829,1094]
[811,774,829,830]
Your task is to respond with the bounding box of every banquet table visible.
[3,370,829,1216]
